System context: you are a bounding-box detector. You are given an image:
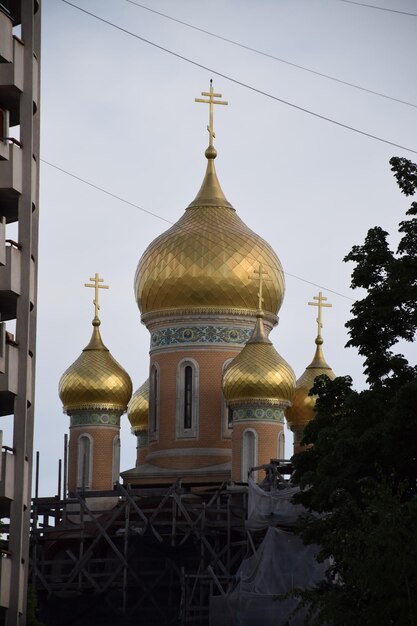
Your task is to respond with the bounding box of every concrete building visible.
[0,0,41,623]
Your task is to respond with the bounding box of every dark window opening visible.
[184,365,193,429]
[151,367,158,432]
[227,406,234,428]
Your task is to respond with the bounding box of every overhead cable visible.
[40,159,173,224]
[41,158,354,301]
[337,0,417,17]
[59,1,417,155]
[125,0,417,109]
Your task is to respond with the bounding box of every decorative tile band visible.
[70,412,121,427]
[151,325,253,348]
[232,407,285,423]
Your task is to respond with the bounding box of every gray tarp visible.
[246,477,306,530]
[210,526,327,626]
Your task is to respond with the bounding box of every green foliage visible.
[291,158,417,626]
[26,587,45,626]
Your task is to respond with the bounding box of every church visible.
[58,82,334,495]
[36,82,336,625]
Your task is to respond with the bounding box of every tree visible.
[291,158,417,626]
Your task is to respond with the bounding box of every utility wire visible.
[41,158,354,301]
[59,1,417,155]
[125,0,417,109]
[337,0,417,17]
[40,159,173,224]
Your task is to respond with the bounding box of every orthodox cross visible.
[195,79,228,147]
[249,264,270,310]
[84,273,109,319]
[308,291,332,337]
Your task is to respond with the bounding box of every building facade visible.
[0,1,41,623]
[60,85,335,495]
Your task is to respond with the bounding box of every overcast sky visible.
[8,0,417,496]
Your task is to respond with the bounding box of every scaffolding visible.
[30,481,250,626]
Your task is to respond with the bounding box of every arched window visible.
[221,358,234,439]
[112,435,121,486]
[77,433,93,490]
[149,363,160,441]
[176,358,199,438]
[242,429,258,482]
[278,432,285,460]
[184,365,193,430]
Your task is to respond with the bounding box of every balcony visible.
[0,137,9,162]
[0,36,23,126]
[0,243,20,320]
[0,142,22,222]
[0,36,39,125]
[0,333,18,416]
[0,446,15,516]
[0,216,4,266]
[7,1,40,26]
[0,552,11,609]
[0,109,10,161]
[0,9,13,63]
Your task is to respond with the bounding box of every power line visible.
[337,0,417,17]
[40,159,173,225]
[40,158,354,301]
[125,0,417,109]
[284,273,354,301]
[59,0,417,155]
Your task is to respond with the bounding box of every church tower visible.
[122,83,287,485]
[59,274,132,493]
[222,291,295,482]
[127,379,149,468]
[286,292,335,455]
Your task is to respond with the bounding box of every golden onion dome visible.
[59,318,132,413]
[135,152,285,323]
[222,312,295,407]
[286,337,335,431]
[127,379,149,434]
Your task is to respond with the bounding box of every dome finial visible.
[84,272,109,325]
[195,79,228,159]
[307,291,332,368]
[308,291,332,344]
[247,263,272,344]
[250,262,270,312]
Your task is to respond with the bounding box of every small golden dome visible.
[222,313,295,407]
[286,337,335,431]
[59,319,132,413]
[127,379,149,434]
[135,156,285,323]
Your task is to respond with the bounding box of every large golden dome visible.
[135,154,285,322]
[59,319,132,413]
[222,313,295,407]
[127,379,149,434]
[286,337,335,431]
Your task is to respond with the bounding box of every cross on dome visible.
[249,263,271,311]
[195,79,228,149]
[84,273,109,320]
[308,291,332,339]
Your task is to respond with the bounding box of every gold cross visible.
[308,291,332,337]
[195,79,228,147]
[84,273,109,319]
[249,263,270,311]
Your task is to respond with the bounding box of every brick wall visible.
[232,420,284,482]
[145,347,239,471]
[68,425,120,492]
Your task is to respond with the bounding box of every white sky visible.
[8,0,417,496]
